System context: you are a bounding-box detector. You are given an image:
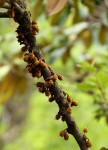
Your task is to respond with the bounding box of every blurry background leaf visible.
[96,72,108,88]
[78,28,92,48]
[77,82,96,92]
[79,61,96,72]
[32,0,43,19]
[99,25,108,45]
[46,0,67,16]
[72,0,80,24]
[62,45,72,64]
[100,147,108,150]
[0,69,28,104]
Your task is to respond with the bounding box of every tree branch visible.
[0,0,92,150]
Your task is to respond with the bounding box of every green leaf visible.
[79,62,96,72]
[77,82,96,92]
[64,22,88,36]
[85,76,97,83]
[96,72,108,88]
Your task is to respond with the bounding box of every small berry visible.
[21,46,27,52]
[53,74,58,80]
[58,75,64,80]
[48,65,55,74]
[29,52,35,59]
[38,87,45,93]
[64,133,69,140]
[34,61,40,66]
[86,140,92,147]
[32,57,38,63]
[32,20,37,24]
[35,70,41,78]
[32,24,37,29]
[67,107,72,114]
[46,80,54,87]
[32,24,39,34]
[59,130,65,137]
[83,128,88,133]
[23,54,29,62]
[36,82,43,87]
[55,113,61,120]
[67,96,72,102]
[71,101,78,106]
[26,65,32,73]
[45,90,50,96]
[49,80,54,85]
[39,60,46,67]
[49,97,55,102]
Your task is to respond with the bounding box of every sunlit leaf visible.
[80,62,96,72]
[77,82,96,92]
[96,72,108,88]
[85,76,97,83]
[0,65,11,81]
[46,0,67,16]
[64,22,89,36]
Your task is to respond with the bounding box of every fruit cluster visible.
[32,20,39,35]
[83,128,92,148]
[59,129,69,140]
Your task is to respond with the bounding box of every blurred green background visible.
[0,0,108,149]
